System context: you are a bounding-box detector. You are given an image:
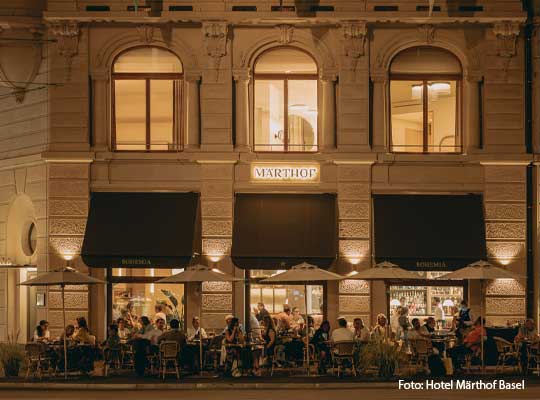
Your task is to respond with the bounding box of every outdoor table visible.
[225,342,264,376]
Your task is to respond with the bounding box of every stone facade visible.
[0,0,537,340]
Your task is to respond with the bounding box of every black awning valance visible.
[373,194,486,271]
[231,193,337,269]
[82,192,200,268]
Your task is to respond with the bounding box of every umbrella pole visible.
[304,282,310,376]
[200,329,203,376]
[62,284,67,379]
[481,280,484,374]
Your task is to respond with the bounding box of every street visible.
[1,387,540,400]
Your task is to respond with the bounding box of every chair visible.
[331,341,357,377]
[493,336,520,374]
[120,343,135,369]
[104,346,122,377]
[159,341,180,380]
[409,339,431,373]
[204,335,223,371]
[525,341,540,376]
[25,343,51,379]
[303,343,317,374]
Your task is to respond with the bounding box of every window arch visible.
[253,47,318,152]
[112,47,183,151]
[389,47,462,153]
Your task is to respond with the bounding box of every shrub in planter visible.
[0,332,24,378]
[358,340,406,378]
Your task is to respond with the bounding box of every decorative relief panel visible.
[49,218,87,235]
[486,297,525,316]
[339,221,370,239]
[49,237,84,255]
[339,240,370,258]
[202,293,232,311]
[338,183,370,200]
[201,201,233,218]
[202,220,232,237]
[339,295,370,313]
[486,242,525,259]
[48,164,88,179]
[202,238,231,256]
[485,222,526,240]
[49,181,88,197]
[486,279,525,296]
[484,184,525,202]
[202,281,233,292]
[48,291,88,309]
[338,202,369,220]
[49,199,88,216]
[339,279,370,294]
[485,204,525,220]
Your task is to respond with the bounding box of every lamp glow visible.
[390,299,401,307]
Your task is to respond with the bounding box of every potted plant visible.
[0,331,24,378]
[359,340,405,378]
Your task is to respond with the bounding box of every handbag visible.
[443,357,454,375]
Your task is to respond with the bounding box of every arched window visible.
[112,47,183,151]
[390,47,462,153]
[253,48,318,152]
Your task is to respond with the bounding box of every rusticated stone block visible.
[201,313,229,330]
[201,200,232,218]
[486,241,526,259]
[486,297,525,315]
[339,295,370,313]
[484,184,525,202]
[49,218,87,235]
[49,164,89,179]
[202,238,231,256]
[484,166,525,183]
[485,203,525,220]
[487,316,524,327]
[48,291,88,309]
[49,199,88,216]
[338,183,370,200]
[338,202,369,220]
[25,181,47,201]
[201,182,232,199]
[48,310,88,328]
[486,279,525,296]
[202,220,232,237]
[201,164,234,180]
[339,279,370,294]
[337,165,370,182]
[339,221,370,239]
[49,181,88,197]
[202,281,233,292]
[339,240,370,258]
[26,165,46,183]
[202,294,232,311]
[485,222,526,240]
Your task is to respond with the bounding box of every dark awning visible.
[232,193,337,269]
[82,192,200,268]
[373,194,486,271]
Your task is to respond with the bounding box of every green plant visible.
[359,340,405,378]
[0,331,24,377]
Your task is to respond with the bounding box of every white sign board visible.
[251,164,320,183]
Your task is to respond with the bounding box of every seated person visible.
[61,324,75,344]
[223,317,245,376]
[187,316,208,340]
[73,317,92,344]
[33,320,51,343]
[277,305,292,333]
[153,304,167,325]
[407,318,430,341]
[331,318,354,342]
[420,317,436,337]
[117,317,131,340]
[103,324,121,348]
[291,307,305,332]
[353,318,370,343]
[515,318,539,343]
[131,316,162,376]
[158,319,187,367]
[262,315,277,361]
[371,314,389,340]
[312,320,331,374]
[448,317,486,371]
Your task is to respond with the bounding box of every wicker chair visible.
[120,343,135,369]
[104,346,122,377]
[204,335,223,372]
[525,341,540,376]
[493,336,520,374]
[331,341,357,377]
[159,341,180,380]
[25,343,51,379]
[409,339,431,373]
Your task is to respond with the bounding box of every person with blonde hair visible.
[371,313,389,340]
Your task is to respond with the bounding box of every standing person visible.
[433,297,445,328]
[255,303,270,322]
[390,306,402,339]
[456,300,473,342]
[398,306,411,343]
[261,315,277,361]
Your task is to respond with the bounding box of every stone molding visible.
[49,20,80,81]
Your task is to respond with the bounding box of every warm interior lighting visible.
[209,255,222,263]
[0,257,13,266]
[211,268,224,274]
[149,268,155,294]
[390,299,401,306]
[497,258,513,266]
[63,254,74,261]
[442,299,455,307]
[347,271,359,276]
[410,82,451,100]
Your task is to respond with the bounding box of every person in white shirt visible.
[433,297,445,326]
[153,304,167,325]
[33,320,51,342]
[331,318,355,342]
[353,318,370,342]
[138,316,163,345]
[187,316,208,340]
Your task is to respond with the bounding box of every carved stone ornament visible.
[276,24,294,44]
[418,24,435,44]
[49,21,80,81]
[341,21,367,58]
[202,21,228,68]
[493,21,520,58]
[137,24,154,43]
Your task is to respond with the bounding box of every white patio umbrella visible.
[438,260,524,372]
[155,264,243,375]
[19,267,105,379]
[261,262,343,375]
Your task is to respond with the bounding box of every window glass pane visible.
[427,80,458,153]
[288,80,318,151]
[390,47,461,75]
[391,80,424,152]
[114,47,182,73]
[250,283,324,327]
[112,268,184,277]
[115,80,146,150]
[112,282,184,327]
[254,80,285,151]
[255,48,317,74]
[150,80,175,150]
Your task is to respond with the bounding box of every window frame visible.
[389,72,462,154]
[252,48,319,153]
[111,48,184,153]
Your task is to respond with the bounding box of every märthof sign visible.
[251,163,320,183]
